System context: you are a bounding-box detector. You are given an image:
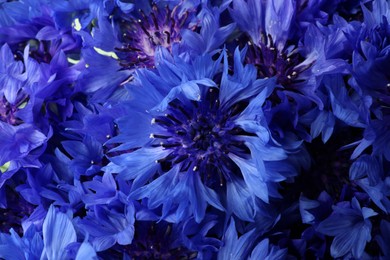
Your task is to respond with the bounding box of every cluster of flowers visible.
[0,0,390,258]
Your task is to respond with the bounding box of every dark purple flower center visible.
[115,4,196,69]
[102,221,197,259]
[0,94,28,125]
[0,187,34,234]
[12,39,53,64]
[246,35,310,87]
[27,40,53,64]
[150,88,249,188]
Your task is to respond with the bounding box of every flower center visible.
[0,187,34,234]
[0,95,28,125]
[103,221,197,259]
[150,88,249,188]
[116,4,196,69]
[246,35,309,86]
[27,39,53,64]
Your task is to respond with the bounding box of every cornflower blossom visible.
[105,47,299,223]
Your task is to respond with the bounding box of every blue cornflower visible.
[0,185,36,235]
[47,0,102,30]
[340,0,390,162]
[316,197,377,259]
[75,202,135,252]
[0,47,84,189]
[230,0,349,108]
[300,191,333,225]
[218,218,287,259]
[81,172,119,207]
[377,220,390,258]
[42,205,78,259]
[0,1,88,186]
[357,176,390,214]
[57,135,105,178]
[181,4,236,55]
[105,47,299,223]
[249,239,287,260]
[217,218,256,259]
[61,102,123,144]
[78,0,234,100]
[111,2,199,69]
[0,205,97,260]
[0,44,48,187]
[101,213,221,259]
[349,154,390,216]
[0,6,81,57]
[78,0,199,76]
[179,214,222,259]
[0,226,43,260]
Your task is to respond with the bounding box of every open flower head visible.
[105,47,300,223]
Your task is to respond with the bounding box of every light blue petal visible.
[310,111,335,143]
[357,178,390,213]
[194,173,224,211]
[105,112,153,149]
[129,166,179,209]
[330,228,355,258]
[75,242,97,260]
[219,218,256,260]
[230,0,263,43]
[227,175,255,221]
[299,195,320,224]
[265,0,294,50]
[110,147,170,180]
[361,207,378,219]
[250,239,269,259]
[92,236,116,252]
[316,215,355,236]
[153,78,214,112]
[229,153,269,202]
[115,0,134,13]
[42,205,77,260]
[182,29,205,53]
[349,155,382,185]
[185,172,207,223]
[217,218,237,260]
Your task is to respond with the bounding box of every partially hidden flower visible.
[316,197,377,259]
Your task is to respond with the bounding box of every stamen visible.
[175,129,186,135]
[165,113,182,124]
[164,31,171,44]
[151,12,159,30]
[150,134,171,139]
[179,11,189,27]
[173,154,189,164]
[169,102,191,119]
[160,142,181,148]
